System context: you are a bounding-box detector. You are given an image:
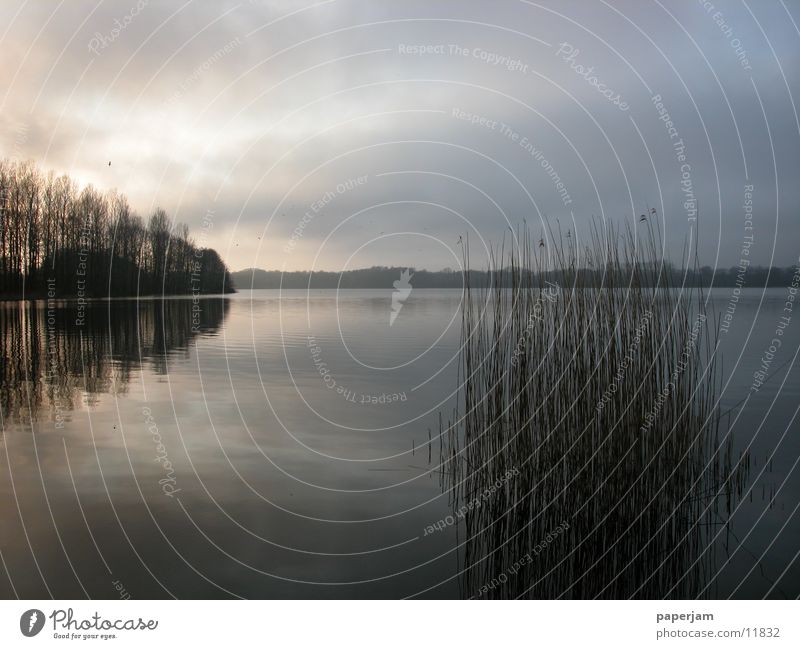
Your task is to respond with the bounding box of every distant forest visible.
[232,264,799,289]
[0,159,234,298]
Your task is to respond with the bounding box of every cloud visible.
[2,0,798,270]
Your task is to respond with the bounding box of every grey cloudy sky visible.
[1,0,799,271]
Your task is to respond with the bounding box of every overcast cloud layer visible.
[1,0,799,272]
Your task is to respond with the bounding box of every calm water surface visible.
[0,288,798,598]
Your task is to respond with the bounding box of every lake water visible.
[1,288,798,598]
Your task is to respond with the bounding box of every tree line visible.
[0,158,234,298]
[232,264,799,289]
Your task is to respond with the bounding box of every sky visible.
[1,0,799,272]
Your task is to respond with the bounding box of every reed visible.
[441,220,749,598]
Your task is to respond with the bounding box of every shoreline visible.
[0,289,237,303]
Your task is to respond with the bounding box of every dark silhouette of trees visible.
[0,158,234,297]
